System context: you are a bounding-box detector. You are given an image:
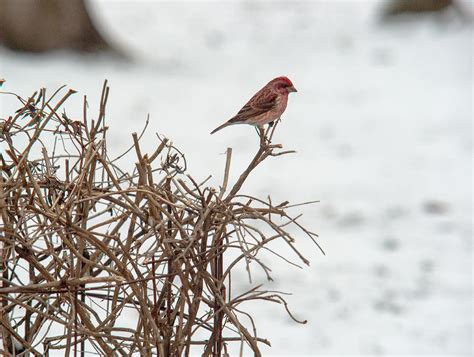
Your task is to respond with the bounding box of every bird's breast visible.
[275,94,288,114]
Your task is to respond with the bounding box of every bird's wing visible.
[228,88,278,123]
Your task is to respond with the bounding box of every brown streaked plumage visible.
[210,76,297,134]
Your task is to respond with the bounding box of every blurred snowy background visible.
[0,0,472,355]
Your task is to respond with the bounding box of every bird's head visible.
[270,76,297,95]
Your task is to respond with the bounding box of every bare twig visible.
[0,82,322,356]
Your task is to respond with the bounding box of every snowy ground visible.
[1,0,472,356]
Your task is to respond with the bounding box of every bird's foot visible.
[257,126,272,146]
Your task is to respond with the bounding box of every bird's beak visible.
[287,86,297,93]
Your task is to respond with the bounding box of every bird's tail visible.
[210,121,232,135]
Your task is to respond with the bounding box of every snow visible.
[0,0,472,356]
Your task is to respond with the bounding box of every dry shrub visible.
[0,82,323,356]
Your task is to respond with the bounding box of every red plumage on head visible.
[269,76,294,87]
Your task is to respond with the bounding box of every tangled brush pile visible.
[0,82,322,356]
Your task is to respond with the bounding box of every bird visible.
[210,76,297,135]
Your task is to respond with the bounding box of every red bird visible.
[210,76,297,134]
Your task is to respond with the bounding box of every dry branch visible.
[0,81,322,356]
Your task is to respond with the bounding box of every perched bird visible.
[210,76,297,134]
